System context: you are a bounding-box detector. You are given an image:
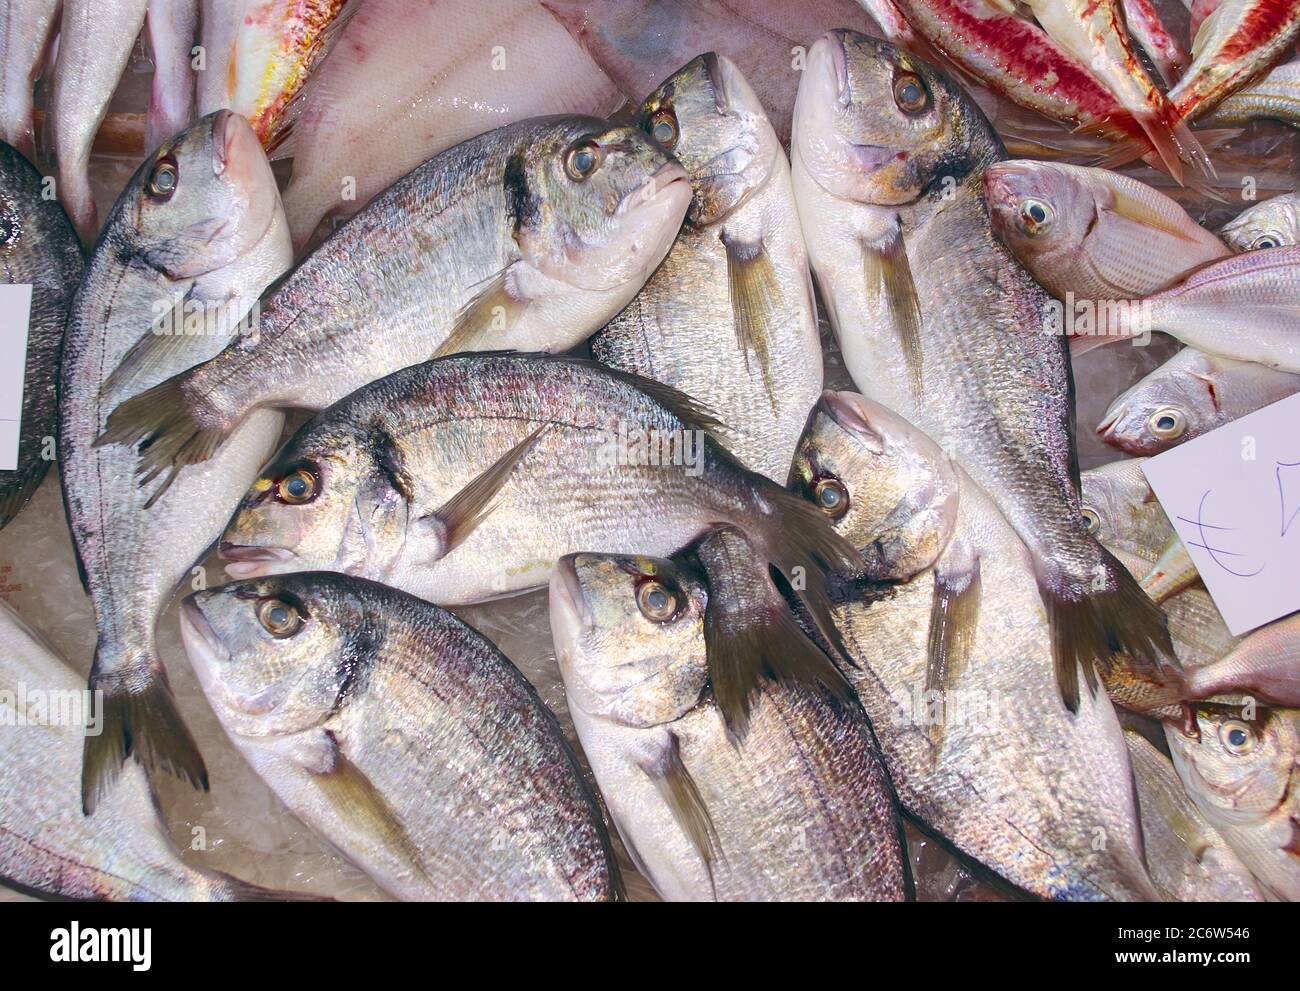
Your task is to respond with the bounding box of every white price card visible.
[1142,391,1300,637]
[0,284,34,471]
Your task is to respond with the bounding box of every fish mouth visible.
[819,390,875,434]
[219,541,295,579]
[982,162,1038,213]
[179,598,230,692]
[618,162,692,216]
[549,555,594,635]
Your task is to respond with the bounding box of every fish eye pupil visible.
[1228,728,1247,746]
[647,587,667,609]
[1158,416,1175,430]
[269,605,288,625]
[819,486,841,509]
[286,476,307,497]
[1258,238,1276,249]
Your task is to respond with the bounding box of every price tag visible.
[1142,391,1300,637]
[0,284,34,471]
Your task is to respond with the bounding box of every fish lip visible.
[618,162,691,216]
[211,109,237,177]
[825,30,852,107]
[179,598,230,683]
[819,390,874,434]
[550,555,594,634]
[219,541,293,563]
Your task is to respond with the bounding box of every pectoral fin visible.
[862,220,924,394]
[434,267,529,358]
[639,732,721,895]
[101,296,203,399]
[925,549,981,748]
[415,424,549,558]
[721,231,781,410]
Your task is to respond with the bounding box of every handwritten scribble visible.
[1176,490,1264,579]
[1277,460,1300,538]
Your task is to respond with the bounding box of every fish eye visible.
[649,109,679,150]
[564,140,604,181]
[812,477,850,519]
[636,580,678,622]
[257,598,304,638]
[275,467,318,505]
[1147,407,1186,440]
[1019,199,1053,235]
[1219,719,1255,755]
[147,157,179,200]
[1251,234,1280,250]
[892,72,929,115]
[1080,506,1101,536]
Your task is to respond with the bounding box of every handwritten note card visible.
[1142,391,1300,637]
[0,284,34,472]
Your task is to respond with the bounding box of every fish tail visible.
[209,873,334,902]
[1037,549,1175,714]
[82,653,208,815]
[93,374,230,498]
[1132,109,1186,184]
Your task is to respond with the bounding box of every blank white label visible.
[0,284,34,471]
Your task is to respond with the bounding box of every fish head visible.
[1166,704,1298,830]
[792,391,958,579]
[1096,373,1209,455]
[550,553,709,727]
[120,110,281,280]
[1221,194,1299,253]
[984,161,1092,281]
[1078,459,1156,543]
[513,116,691,291]
[221,421,409,581]
[635,53,780,225]
[792,30,994,207]
[181,573,376,739]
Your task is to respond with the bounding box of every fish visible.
[0,0,60,158]
[1183,614,1300,707]
[1122,0,1193,86]
[1098,348,1300,456]
[590,54,822,483]
[46,0,150,240]
[890,0,1173,171]
[1124,729,1265,901]
[1222,190,1300,252]
[791,31,1174,713]
[180,571,621,901]
[0,599,321,901]
[1169,0,1300,123]
[145,0,198,152]
[1078,457,1171,564]
[1186,0,1224,38]
[97,115,691,493]
[1165,703,1300,900]
[58,111,293,812]
[0,141,83,531]
[1074,247,1300,371]
[217,351,864,735]
[1019,0,1209,181]
[984,160,1229,303]
[279,0,623,250]
[195,0,353,149]
[1204,57,1300,127]
[548,550,910,901]
[790,392,1161,901]
[541,0,883,144]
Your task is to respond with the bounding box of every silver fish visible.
[47,0,150,240]
[1125,729,1265,902]
[1166,704,1300,901]
[97,115,691,495]
[145,0,198,151]
[549,549,909,901]
[591,54,822,483]
[0,0,59,158]
[0,140,82,531]
[1222,190,1300,252]
[791,31,1173,712]
[1204,57,1300,128]
[59,111,291,811]
[0,599,319,901]
[791,392,1160,901]
[181,571,620,901]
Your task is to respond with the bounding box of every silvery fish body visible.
[181,572,620,901]
[549,552,909,901]
[1222,190,1300,252]
[592,54,821,483]
[0,141,81,530]
[0,0,59,157]
[59,112,291,811]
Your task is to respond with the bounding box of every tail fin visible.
[696,526,853,741]
[82,655,208,815]
[93,375,230,501]
[210,874,334,902]
[1038,548,1175,714]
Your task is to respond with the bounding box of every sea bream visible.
[97,115,691,495]
[216,352,865,734]
[791,31,1174,711]
[181,572,620,901]
[59,111,292,812]
[0,140,82,531]
[549,549,910,901]
[1221,191,1300,252]
[591,54,822,483]
[790,393,1160,901]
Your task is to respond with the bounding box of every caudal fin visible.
[1038,549,1175,714]
[93,375,230,505]
[82,658,208,815]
